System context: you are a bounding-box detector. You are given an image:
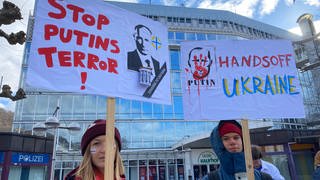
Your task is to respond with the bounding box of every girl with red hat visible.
[65,119,125,180]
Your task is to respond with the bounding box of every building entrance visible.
[125,158,185,180]
[193,164,219,180]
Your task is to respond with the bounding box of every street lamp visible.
[33,106,81,180]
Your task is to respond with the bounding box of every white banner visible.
[181,40,305,120]
[27,0,171,104]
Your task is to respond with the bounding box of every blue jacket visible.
[313,167,320,180]
[203,120,262,180]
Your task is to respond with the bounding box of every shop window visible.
[177,159,184,164]
[178,165,184,180]
[149,165,157,180]
[168,164,176,180]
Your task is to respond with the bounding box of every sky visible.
[0,0,319,111]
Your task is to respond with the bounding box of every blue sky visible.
[0,0,319,111]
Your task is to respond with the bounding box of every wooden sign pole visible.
[105,97,115,180]
[241,119,254,180]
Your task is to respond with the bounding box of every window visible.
[118,98,130,119]
[170,50,180,70]
[207,34,216,40]
[132,100,142,119]
[173,17,178,22]
[175,32,185,40]
[168,31,174,40]
[223,21,228,27]
[153,16,158,21]
[173,96,183,119]
[164,104,174,119]
[142,102,152,119]
[186,32,196,40]
[171,72,182,94]
[197,33,206,40]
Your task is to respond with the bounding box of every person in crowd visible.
[202,120,272,180]
[65,119,125,180]
[312,150,320,180]
[251,145,284,180]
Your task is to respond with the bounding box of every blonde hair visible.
[76,139,125,180]
[114,144,125,179]
[76,145,95,179]
[315,150,320,169]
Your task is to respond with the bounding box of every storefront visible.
[191,150,220,180]
[0,132,53,180]
[120,150,186,180]
[119,147,220,180]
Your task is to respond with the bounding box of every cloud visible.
[259,0,279,16]
[304,0,320,6]
[197,0,259,18]
[284,0,294,6]
[288,26,302,35]
[184,0,199,7]
[0,99,15,112]
[235,0,259,17]
[162,0,178,6]
[0,102,5,109]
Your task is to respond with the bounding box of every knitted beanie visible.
[218,121,242,137]
[81,119,122,155]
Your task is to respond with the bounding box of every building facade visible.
[12,1,319,180]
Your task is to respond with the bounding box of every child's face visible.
[221,132,243,153]
[90,135,106,171]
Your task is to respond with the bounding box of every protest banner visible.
[181,40,305,120]
[27,0,171,105]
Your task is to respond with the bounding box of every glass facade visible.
[8,166,47,180]
[12,1,320,179]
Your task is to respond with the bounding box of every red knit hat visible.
[218,121,242,137]
[81,119,122,155]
